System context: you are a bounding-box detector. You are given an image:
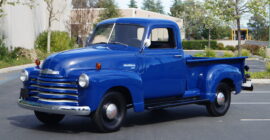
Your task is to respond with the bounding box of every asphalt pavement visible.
[0,70,270,140]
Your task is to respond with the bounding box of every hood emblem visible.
[41,69,60,75]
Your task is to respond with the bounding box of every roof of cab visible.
[98,17,178,27]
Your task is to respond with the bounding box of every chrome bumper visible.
[242,80,253,91]
[18,99,91,116]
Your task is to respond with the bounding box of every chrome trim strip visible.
[31,84,77,91]
[37,80,75,85]
[18,99,91,116]
[38,98,78,103]
[40,69,60,75]
[39,92,78,97]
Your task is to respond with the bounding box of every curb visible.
[251,79,270,84]
[0,63,35,74]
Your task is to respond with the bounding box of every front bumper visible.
[18,99,91,116]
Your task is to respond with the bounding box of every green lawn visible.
[0,58,33,69]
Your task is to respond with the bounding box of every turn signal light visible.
[96,63,102,70]
[35,59,41,68]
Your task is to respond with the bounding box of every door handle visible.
[174,55,182,58]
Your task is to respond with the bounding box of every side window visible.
[149,28,175,49]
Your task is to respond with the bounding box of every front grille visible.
[28,73,79,106]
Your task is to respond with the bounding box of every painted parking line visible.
[241,119,270,122]
[232,102,270,105]
[241,91,270,94]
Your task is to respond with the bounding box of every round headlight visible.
[20,69,29,82]
[78,74,89,88]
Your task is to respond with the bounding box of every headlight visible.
[20,70,29,82]
[78,74,89,88]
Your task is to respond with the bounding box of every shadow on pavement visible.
[7,105,209,133]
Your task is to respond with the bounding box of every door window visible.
[149,28,175,49]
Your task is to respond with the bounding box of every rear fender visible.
[204,64,243,102]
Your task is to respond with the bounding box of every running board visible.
[145,97,208,110]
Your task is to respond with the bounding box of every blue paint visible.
[20,18,247,113]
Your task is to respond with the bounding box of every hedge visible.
[182,40,218,50]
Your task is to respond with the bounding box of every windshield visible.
[88,24,145,48]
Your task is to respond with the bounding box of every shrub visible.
[35,31,75,53]
[258,47,266,58]
[194,52,205,57]
[266,62,270,73]
[241,44,262,55]
[241,49,251,57]
[217,43,225,50]
[182,40,218,50]
[193,49,216,57]
[225,45,236,52]
[0,39,9,60]
[205,48,216,57]
[223,51,235,58]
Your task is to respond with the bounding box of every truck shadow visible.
[7,105,209,133]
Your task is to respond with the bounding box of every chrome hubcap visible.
[105,103,118,120]
[216,92,225,106]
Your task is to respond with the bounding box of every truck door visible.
[140,27,186,99]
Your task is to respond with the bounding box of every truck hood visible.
[41,45,139,76]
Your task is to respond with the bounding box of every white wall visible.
[0,0,72,50]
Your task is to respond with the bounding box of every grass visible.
[247,71,270,79]
[0,58,33,69]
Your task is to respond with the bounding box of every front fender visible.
[74,70,144,112]
[205,64,243,102]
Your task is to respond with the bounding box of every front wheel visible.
[206,82,231,116]
[34,111,65,125]
[92,91,127,132]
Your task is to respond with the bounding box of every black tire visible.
[206,82,231,116]
[92,91,127,132]
[34,111,65,125]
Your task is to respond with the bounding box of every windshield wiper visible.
[110,41,129,47]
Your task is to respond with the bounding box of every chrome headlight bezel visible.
[20,69,29,82]
[78,74,90,88]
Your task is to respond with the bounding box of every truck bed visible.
[185,56,247,92]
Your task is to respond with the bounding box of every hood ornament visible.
[40,69,60,75]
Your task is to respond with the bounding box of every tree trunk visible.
[208,29,211,49]
[47,27,51,53]
[236,18,241,56]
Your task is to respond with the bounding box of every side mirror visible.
[144,39,151,48]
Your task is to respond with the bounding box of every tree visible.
[44,0,67,53]
[205,0,268,56]
[128,0,137,8]
[96,0,121,22]
[170,0,205,40]
[155,0,164,14]
[248,14,268,41]
[142,0,164,14]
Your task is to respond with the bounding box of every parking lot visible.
[0,70,269,140]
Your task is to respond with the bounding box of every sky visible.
[115,0,250,27]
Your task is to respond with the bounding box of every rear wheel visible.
[34,111,65,125]
[206,82,231,116]
[92,91,127,132]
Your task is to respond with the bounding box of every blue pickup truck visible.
[18,18,253,132]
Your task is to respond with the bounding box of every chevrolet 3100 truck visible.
[18,18,253,132]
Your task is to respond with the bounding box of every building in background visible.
[0,0,72,50]
[231,28,251,40]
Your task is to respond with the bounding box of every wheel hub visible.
[216,92,225,106]
[105,103,118,120]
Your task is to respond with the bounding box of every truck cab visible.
[18,18,253,132]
